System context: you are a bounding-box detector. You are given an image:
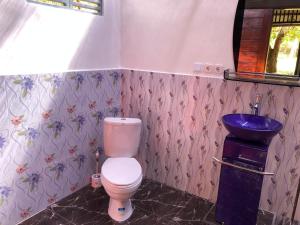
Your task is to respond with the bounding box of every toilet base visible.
[108,198,133,222]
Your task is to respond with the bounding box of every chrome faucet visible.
[252,94,262,116]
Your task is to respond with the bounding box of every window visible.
[27,0,103,15]
[265,9,300,76]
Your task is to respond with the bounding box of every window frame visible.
[27,0,103,16]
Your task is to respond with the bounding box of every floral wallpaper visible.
[121,70,300,224]
[0,70,121,225]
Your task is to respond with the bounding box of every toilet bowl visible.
[101,157,142,222]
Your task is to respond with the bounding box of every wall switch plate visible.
[194,63,205,73]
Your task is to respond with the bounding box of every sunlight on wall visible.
[0,5,93,74]
[0,0,121,75]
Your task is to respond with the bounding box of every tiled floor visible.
[19,179,273,225]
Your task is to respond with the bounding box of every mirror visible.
[233,0,300,83]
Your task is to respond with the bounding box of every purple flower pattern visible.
[48,121,64,138]
[0,186,12,207]
[0,136,6,151]
[22,77,34,90]
[110,72,120,85]
[92,72,104,88]
[18,128,39,145]
[72,115,85,131]
[96,146,104,154]
[22,173,41,192]
[50,163,66,180]
[52,76,62,89]
[71,73,84,90]
[13,77,34,97]
[26,128,39,140]
[92,111,104,125]
[110,107,119,117]
[74,154,86,169]
[51,75,62,94]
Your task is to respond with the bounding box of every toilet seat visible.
[101,158,142,187]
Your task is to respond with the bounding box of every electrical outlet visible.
[214,64,225,75]
[194,63,225,75]
[204,64,213,73]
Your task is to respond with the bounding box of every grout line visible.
[0,68,122,76]
[16,208,52,225]
[121,67,224,79]
[0,68,224,80]
[16,185,92,224]
[202,204,218,225]
[48,206,77,225]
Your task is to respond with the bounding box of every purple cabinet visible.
[215,135,269,225]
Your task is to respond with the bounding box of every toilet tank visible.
[103,117,142,157]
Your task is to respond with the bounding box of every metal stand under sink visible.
[214,135,274,225]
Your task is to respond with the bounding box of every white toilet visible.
[101,117,143,222]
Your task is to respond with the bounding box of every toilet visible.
[101,117,143,222]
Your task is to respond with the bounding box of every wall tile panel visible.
[121,70,300,222]
[0,70,121,225]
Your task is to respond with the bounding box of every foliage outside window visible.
[266,26,300,75]
[265,9,300,76]
[27,0,103,15]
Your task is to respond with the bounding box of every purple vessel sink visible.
[222,114,283,143]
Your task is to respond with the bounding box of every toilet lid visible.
[102,158,142,186]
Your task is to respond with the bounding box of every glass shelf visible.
[224,70,300,87]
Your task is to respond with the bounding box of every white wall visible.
[0,0,120,75]
[0,0,239,75]
[121,0,239,74]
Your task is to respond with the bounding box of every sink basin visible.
[222,114,283,143]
